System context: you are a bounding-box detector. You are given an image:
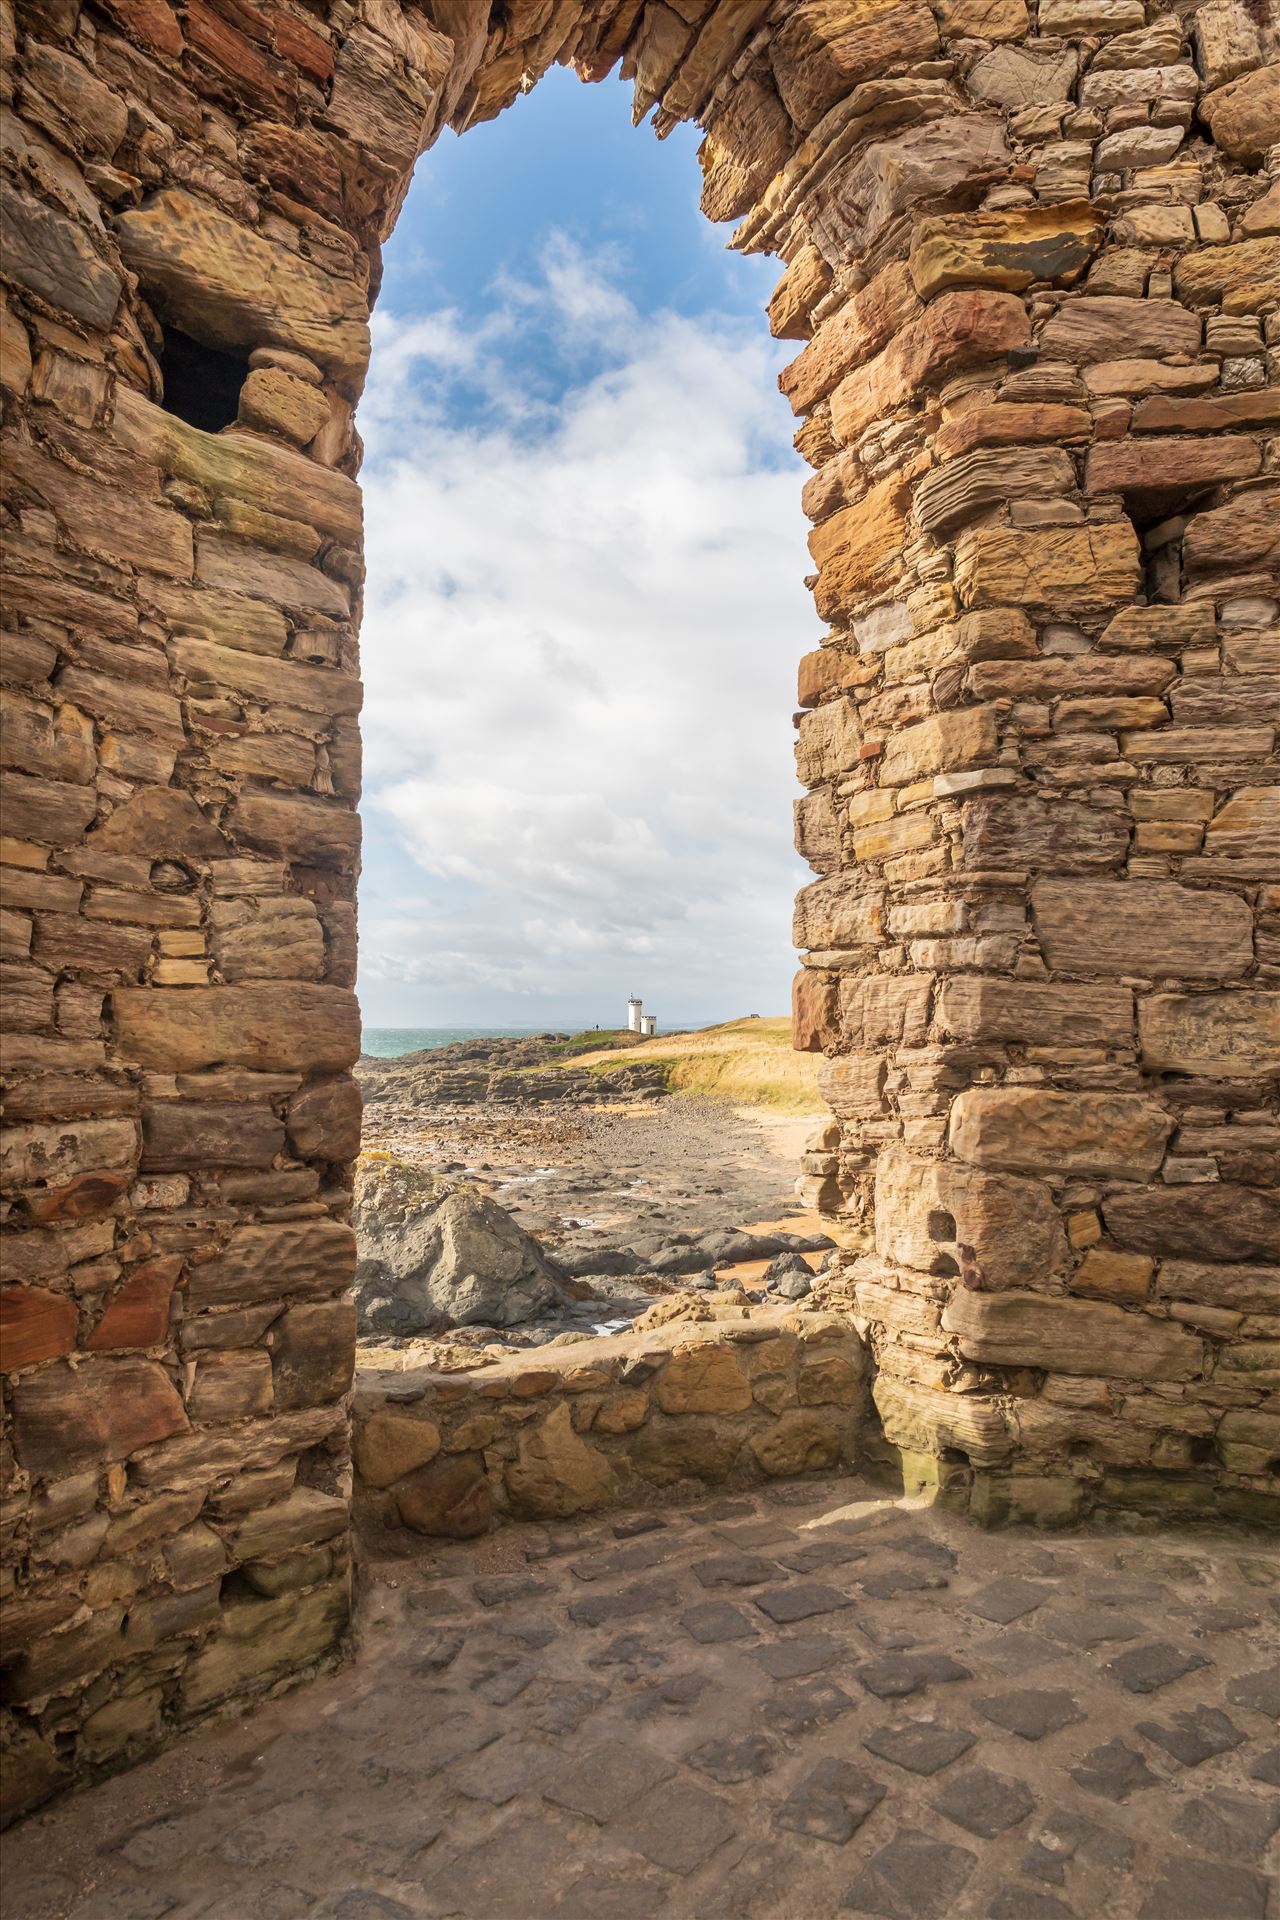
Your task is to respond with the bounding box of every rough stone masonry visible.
[0,0,1277,1825]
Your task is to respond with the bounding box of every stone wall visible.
[353,1310,871,1537]
[0,0,1276,1825]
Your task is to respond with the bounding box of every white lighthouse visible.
[627,995,643,1034]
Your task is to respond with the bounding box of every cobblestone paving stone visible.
[6,1477,1279,1920]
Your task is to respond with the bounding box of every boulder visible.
[354,1158,563,1333]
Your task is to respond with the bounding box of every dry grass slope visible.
[562,1016,824,1115]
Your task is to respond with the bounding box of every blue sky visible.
[356,68,817,1031]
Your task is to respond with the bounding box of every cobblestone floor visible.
[7,1477,1279,1920]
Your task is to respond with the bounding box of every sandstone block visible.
[1200,63,1280,163]
[656,1344,752,1415]
[1139,993,1280,1077]
[0,1285,77,1371]
[793,969,840,1052]
[830,289,1029,445]
[772,0,939,127]
[1086,436,1262,498]
[879,705,998,787]
[181,1581,348,1713]
[1172,238,1280,316]
[875,1142,1065,1290]
[872,1373,1012,1467]
[967,42,1076,107]
[237,366,332,446]
[950,1088,1172,1179]
[1032,880,1253,980]
[795,697,863,787]
[85,1255,181,1351]
[798,1355,862,1405]
[230,1486,347,1561]
[0,1117,137,1190]
[394,1456,492,1537]
[955,524,1142,611]
[909,203,1098,300]
[2,185,121,331]
[112,985,360,1072]
[1071,1248,1154,1302]
[808,473,910,618]
[630,1422,740,1486]
[914,447,1075,537]
[227,791,360,867]
[1039,296,1201,363]
[141,1101,284,1171]
[115,190,369,382]
[814,115,1010,267]
[782,261,919,413]
[12,1356,188,1477]
[209,898,327,984]
[188,1349,274,1422]
[286,1075,363,1162]
[750,1411,844,1476]
[354,1408,441,1488]
[187,1220,356,1311]
[506,1401,616,1519]
[960,795,1129,873]
[941,1290,1203,1380]
[936,977,1133,1048]
[840,972,931,1048]
[270,1297,356,1410]
[1103,1185,1280,1262]
[817,1053,887,1119]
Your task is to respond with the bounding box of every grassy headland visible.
[559,1016,824,1115]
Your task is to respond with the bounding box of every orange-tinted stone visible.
[0,1286,77,1372]
[84,1256,182,1352]
[793,969,840,1052]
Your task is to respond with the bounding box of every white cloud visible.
[357,240,818,1024]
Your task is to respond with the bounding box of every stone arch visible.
[2,0,1279,1819]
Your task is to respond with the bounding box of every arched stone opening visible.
[2,0,1278,1820]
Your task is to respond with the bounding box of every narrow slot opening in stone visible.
[157,327,249,433]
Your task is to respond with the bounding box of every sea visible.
[360,1026,551,1059]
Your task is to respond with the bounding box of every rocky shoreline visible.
[354,1034,833,1356]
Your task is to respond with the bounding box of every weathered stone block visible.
[954,524,1142,611]
[141,1101,285,1171]
[180,1580,348,1713]
[1032,881,1254,980]
[879,706,998,787]
[112,985,360,1072]
[941,1291,1203,1380]
[936,978,1133,1049]
[771,0,939,129]
[11,1356,188,1477]
[354,1408,441,1489]
[506,1402,615,1518]
[808,473,911,618]
[188,1350,274,1422]
[909,203,1099,300]
[0,1285,77,1371]
[1139,993,1280,1078]
[949,1088,1172,1179]
[270,1297,356,1410]
[795,699,863,787]
[188,1220,355,1311]
[85,1255,181,1352]
[1104,1186,1280,1262]
[394,1456,492,1537]
[875,1143,1065,1290]
[656,1344,752,1414]
[830,289,1029,446]
[286,1076,362,1161]
[750,1411,844,1475]
[115,189,369,381]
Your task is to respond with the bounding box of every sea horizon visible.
[359,1020,736,1058]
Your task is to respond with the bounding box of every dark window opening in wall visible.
[158,328,249,433]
